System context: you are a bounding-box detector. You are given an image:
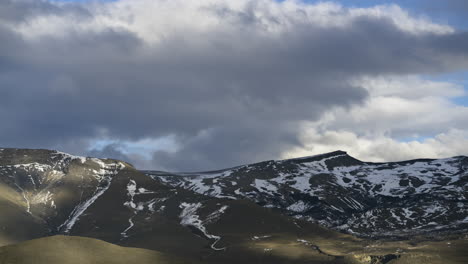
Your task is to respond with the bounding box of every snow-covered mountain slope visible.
[0,149,127,242]
[146,150,468,237]
[1,148,468,263]
[0,148,255,255]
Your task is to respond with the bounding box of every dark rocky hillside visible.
[148,150,468,238]
[0,148,467,264]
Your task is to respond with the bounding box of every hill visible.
[0,235,189,264]
[147,150,468,237]
[0,148,467,263]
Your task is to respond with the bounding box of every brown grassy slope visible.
[0,184,48,247]
[0,235,194,264]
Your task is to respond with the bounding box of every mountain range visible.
[0,148,466,264]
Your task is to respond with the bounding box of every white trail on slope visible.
[58,162,125,233]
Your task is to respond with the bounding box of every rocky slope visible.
[147,150,468,238]
[0,148,128,243]
[0,148,467,264]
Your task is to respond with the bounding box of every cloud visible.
[0,0,467,170]
[283,128,468,162]
[284,75,468,162]
[415,0,468,20]
[321,75,468,138]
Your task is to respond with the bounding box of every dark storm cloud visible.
[1,0,468,170]
[0,0,90,23]
[152,123,303,171]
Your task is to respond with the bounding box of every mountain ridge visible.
[2,147,466,171]
[0,147,467,263]
[147,150,468,238]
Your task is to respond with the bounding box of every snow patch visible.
[179,202,226,251]
[252,179,278,194]
[287,201,309,213]
[251,235,271,240]
[58,162,124,233]
[121,216,135,238]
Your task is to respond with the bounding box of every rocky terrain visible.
[0,148,466,264]
[148,150,468,238]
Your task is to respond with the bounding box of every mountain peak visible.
[284,150,350,162]
[149,148,467,238]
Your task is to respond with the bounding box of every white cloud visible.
[10,0,454,42]
[348,4,454,35]
[334,96,468,136]
[283,128,468,162]
[339,76,468,136]
[353,75,465,99]
[284,75,468,162]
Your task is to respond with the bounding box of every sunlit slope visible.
[0,235,191,264]
[0,148,132,246]
[0,183,47,246]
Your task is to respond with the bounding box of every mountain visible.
[0,148,467,264]
[147,150,468,238]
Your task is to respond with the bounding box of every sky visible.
[1,0,467,171]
